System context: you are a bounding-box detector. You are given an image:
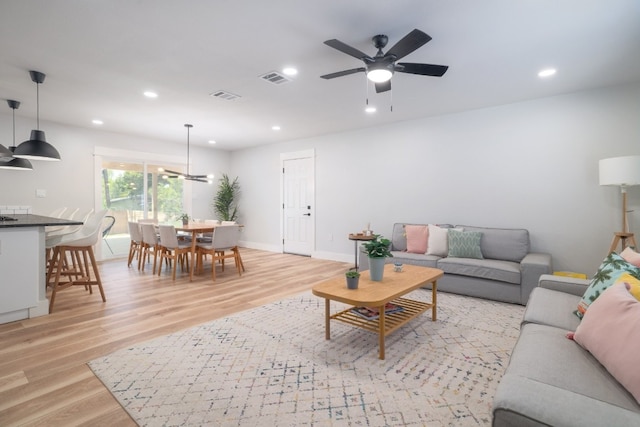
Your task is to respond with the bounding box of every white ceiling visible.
[1,0,639,151]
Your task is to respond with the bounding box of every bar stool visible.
[46,210,107,312]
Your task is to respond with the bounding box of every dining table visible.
[174,222,217,281]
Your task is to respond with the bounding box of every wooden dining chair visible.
[157,225,192,280]
[196,224,242,281]
[127,221,143,268]
[140,223,160,273]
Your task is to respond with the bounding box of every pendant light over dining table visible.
[13,70,61,161]
[0,100,33,171]
[163,124,214,183]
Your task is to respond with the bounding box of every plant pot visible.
[182,220,188,226]
[369,257,386,281]
[346,276,359,289]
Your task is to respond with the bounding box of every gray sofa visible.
[493,274,640,426]
[359,223,552,305]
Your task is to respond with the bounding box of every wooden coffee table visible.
[312,264,443,359]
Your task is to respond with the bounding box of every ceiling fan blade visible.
[396,62,449,77]
[375,80,391,93]
[324,39,374,62]
[164,169,183,176]
[385,29,432,61]
[320,67,366,79]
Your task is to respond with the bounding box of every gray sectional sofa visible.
[492,274,640,426]
[358,223,552,305]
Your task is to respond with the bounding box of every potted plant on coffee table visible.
[345,270,360,289]
[362,234,393,281]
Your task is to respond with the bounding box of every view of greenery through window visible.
[101,162,184,223]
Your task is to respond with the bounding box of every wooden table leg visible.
[324,298,330,340]
[432,280,438,321]
[378,306,386,360]
[189,230,197,281]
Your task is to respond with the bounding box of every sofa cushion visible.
[447,229,483,259]
[577,252,640,318]
[522,287,581,331]
[390,251,440,268]
[456,225,529,262]
[506,323,640,412]
[426,224,449,257]
[405,224,428,254]
[573,282,640,404]
[621,246,640,267]
[437,257,520,284]
[617,273,640,300]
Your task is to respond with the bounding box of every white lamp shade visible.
[599,155,640,186]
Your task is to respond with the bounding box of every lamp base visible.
[609,232,637,254]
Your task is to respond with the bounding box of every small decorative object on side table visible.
[348,232,375,271]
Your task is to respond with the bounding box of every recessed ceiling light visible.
[208,140,216,144]
[92,119,103,125]
[272,125,281,131]
[143,91,158,98]
[365,106,377,113]
[282,67,298,76]
[538,68,557,78]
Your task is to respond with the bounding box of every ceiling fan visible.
[320,29,448,93]
[163,124,213,183]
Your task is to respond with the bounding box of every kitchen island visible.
[0,214,83,324]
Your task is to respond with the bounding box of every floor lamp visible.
[599,155,640,253]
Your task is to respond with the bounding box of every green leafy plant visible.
[363,234,393,258]
[213,174,240,221]
[177,213,190,223]
[345,270,361,278]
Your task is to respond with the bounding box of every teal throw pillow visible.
[576,252,640,318]
[447,230,483,259]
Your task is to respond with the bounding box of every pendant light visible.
[0,100,33,171]
[13,70,61,161]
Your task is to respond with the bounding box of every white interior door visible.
[282,156,314,256]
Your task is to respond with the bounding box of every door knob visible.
[303,213,311,216]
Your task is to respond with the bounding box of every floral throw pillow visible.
[576,252,640,318]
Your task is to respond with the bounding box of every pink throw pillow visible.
[621,247,640,268]
[573,282,640,404]
[405,225,428,254]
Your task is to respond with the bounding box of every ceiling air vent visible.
[259,71,291,85]
[209,90,241,101]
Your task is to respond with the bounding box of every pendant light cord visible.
[186,125,190,175]
[36,82,40,130]
[12,106,16,147]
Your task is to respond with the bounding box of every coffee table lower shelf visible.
[331,297,433,338]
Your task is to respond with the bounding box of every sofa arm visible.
[538,274,590,296]
[520,253,552,305]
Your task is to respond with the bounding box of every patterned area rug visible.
[89,290,524,426]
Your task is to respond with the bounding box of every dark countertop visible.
[0,214,83,229]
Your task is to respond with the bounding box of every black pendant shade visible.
[12,70,61,162]
[0,144,12,161]
[0,100,34,171]
[13,129,61,161]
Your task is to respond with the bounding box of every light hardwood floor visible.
[0,248,350,426]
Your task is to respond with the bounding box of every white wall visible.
[0,119,229,220]
[231,82,640,275]
[2,82,639,275]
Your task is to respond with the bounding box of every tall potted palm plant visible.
[213,174,240,221]
[362,234,393,281]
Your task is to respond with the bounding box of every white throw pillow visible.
[426,224,449,256]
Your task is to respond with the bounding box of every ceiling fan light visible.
[13,130,61,161]
[367,68,393,83]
